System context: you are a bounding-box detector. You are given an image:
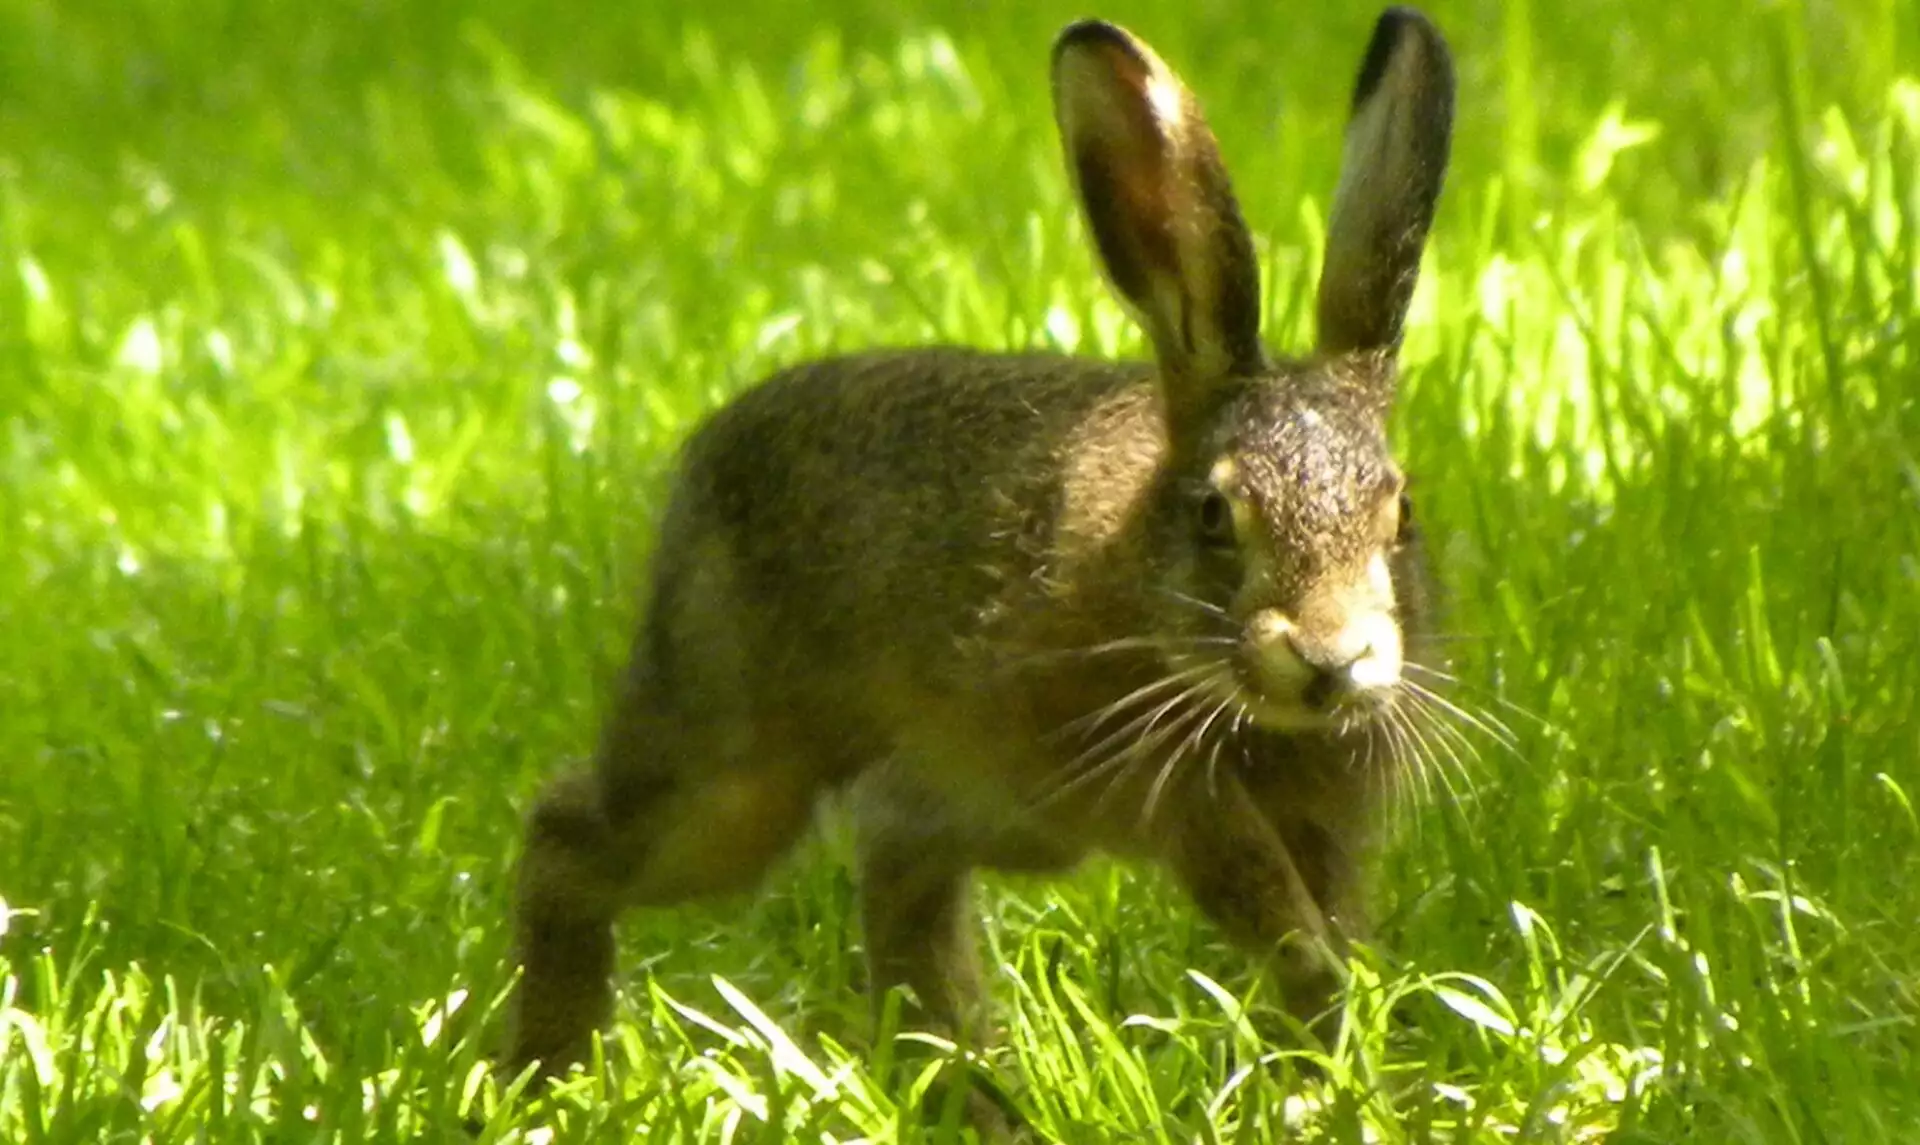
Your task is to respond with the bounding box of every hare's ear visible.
[1316,7,1455,359]
[1052,21,1263,418]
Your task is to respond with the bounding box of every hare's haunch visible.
[507,4,1456,1086]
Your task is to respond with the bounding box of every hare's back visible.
[657,349,1156,680]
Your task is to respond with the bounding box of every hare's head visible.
[1053,10,1453,733]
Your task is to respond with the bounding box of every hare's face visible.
[1160,369,1411,733]
[1052,10,1449,738]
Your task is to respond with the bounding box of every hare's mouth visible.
[1158,650,1390,735]
[1217,611,1405,733]
[1226,670,1392,733]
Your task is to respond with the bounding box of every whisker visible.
[1082,682,1224,819]
[1408,685,1496,807]
[1130,695,1224,828]
[1382,703,1430,805]
[1004,634,1236,672]
[1157,587,1235,624]
[1069,671,1216,767]
[1401,715,1432,816]
[1209,706,1251,804]
[1403,662,1555,737]
[1401,677,1519,752]
[1043,700,1190,807]
[1377,708,1421,832]
[1142,692,1237,828]
[1405,696,1474,803]
[1029,736,1142,814]
[1204,733,1228,804]
[1034,668,1227,812]
[1402,700,1449,803]
[1052,660,1220,742]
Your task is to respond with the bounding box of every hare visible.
[506,5,1455,1087]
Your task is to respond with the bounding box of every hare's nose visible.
[1250,609,1368,686]
[1287,633,1370,711]
[1285,630,1370,676]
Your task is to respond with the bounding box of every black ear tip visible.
[1352,7,1452,110]
[1052,19,1144,68]
[1374,7,1446,49]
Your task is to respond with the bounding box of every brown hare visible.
[506,3,1456,1094]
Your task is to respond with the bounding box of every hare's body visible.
[647,347,1428,840]
[507,7,1457,1090]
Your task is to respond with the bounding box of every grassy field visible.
[4,0,1919,1140]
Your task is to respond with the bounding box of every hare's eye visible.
[1198,490,1236,549]
[1395,492,1416,544]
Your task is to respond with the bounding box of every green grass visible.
[3,0,1919,1140]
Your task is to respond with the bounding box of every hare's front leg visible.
[853,807,987,1043]
[850,764,1081,1041]
[1166,775,1350,1042]
[855,791,1038,1139]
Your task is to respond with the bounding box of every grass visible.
[3,0,1919,1140]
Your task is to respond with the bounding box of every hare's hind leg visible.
[506,765,624,1077]
[507,694,822,1076]
[507,527,837,1076]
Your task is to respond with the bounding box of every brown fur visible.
[504,6,1457,1094]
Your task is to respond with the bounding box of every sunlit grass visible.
[3,0,1919,1141]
